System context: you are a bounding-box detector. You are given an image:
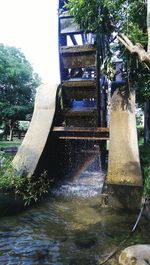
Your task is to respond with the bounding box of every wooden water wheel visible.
[53,0,109,142]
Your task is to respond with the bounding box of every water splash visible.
[52,155,105,198]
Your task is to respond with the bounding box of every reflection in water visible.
[0,161,149,265]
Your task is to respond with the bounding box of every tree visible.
[0,44,41,141]
[66,0,150,142]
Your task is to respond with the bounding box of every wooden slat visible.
[53,127,109,132]
[65,105,97,112]
[62,54,96,68]
[58,136,109,140]
[52,126,109,140]
[63,89,96,100]
[62,79,96,87]
[61,44,96,54]
[61,45,96,69]
[62,79,97,100]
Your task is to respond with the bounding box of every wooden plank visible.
[62,79,96,87]
[62,53,96,68]
[61,44,96,53]
[52,126,109,140]
[65,107,97,116]
[64,115,98,126]
[53,126,109,132]
[63,88,96,100]
[58,136,109,140]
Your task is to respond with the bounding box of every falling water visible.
[52,151,105,198]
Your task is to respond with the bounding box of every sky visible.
[0,0,60,84]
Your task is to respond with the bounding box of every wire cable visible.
[98,200,146,265]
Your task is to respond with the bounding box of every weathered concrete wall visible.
[106,88,143,208]
[13,83,59,178]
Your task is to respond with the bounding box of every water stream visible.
[0,155,149,265]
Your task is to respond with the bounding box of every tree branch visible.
[117,33,150,67]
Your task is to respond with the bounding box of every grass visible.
[0,140,22,148]
[0,140,22,159]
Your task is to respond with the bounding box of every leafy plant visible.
[15,171,53,206]
[65,0,147,40]
[139,144,150,195]
[0,157,15,189]
[0,157,53,206]
[143,167,150,195]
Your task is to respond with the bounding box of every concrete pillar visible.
[106,88,143,209]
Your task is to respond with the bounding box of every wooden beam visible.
[65,108,97,116]
[62,54,96,68]
[53,126,109,132]
[61,44,96,54]
[58,136,109,140]
[62,79,96,87]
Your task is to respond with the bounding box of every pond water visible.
[0,157,149,265]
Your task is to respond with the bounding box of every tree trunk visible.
[145,1,150,143]
[9,125,13,141]
[144,100,150,144]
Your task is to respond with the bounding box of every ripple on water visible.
[0,166,149,264]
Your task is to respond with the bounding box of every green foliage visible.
[0,157,15,189]
[126,1,147,43]
[0,157,52,206]
[137,127,144,145]
[121,52,150,105]
[133,61,150,104]
[65,0,147,40]
[15,171,52,206]
[139,143,150,195]
[65,0,113,34]
[0,44,41,138]
[143,167,150,195]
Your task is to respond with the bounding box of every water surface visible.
[0,155,149,265]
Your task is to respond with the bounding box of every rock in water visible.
[119,245,150,265]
